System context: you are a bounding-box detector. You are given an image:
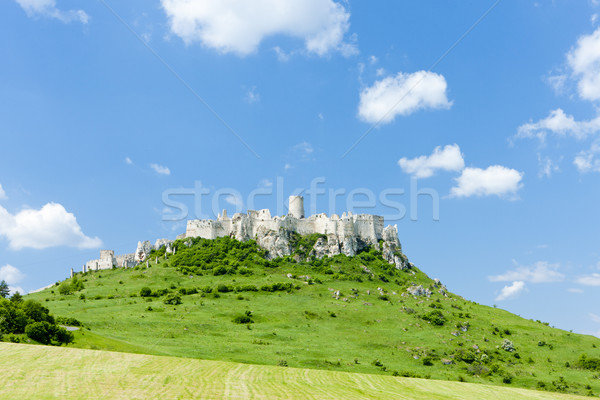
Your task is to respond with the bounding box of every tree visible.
[0,280,10,298]
[10,292,23,303]
[58,281,72,295]
[25,321,54,345]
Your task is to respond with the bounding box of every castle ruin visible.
[78,195,406,273]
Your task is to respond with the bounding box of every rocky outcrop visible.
[135,240,152,262]
[407,285,432,297]
[381,225,407,269]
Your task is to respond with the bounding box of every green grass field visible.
[0,342,590,400]
[21,238,600,397]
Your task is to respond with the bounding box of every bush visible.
[422,310,445,326]
[277,359,288,367]
[213,266,227,276]
[233,311,254,324]
[140,287,152,297]
[163,293,182,305]
[217,284,232,293]
[25,321,54,344]
[422,357,434,366]
[58,282,72,295]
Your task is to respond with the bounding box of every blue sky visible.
[1,0,600,336]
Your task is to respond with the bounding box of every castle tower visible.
[288,196,304,219]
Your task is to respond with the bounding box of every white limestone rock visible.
[407,285,432,297]
[135,240,152,262]
[381,224,407,269]
[310,237,329,259]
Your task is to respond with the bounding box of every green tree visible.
[10,292,23,303]
[25,321,55,344]
[0,280,10,298]
[58,281,72,295]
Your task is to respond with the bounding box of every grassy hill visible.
[23,236,600,397]
[0,342,591,399]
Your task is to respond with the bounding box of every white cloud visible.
[574,142,600,173]
[538,154,560,178]
[495,281,526,301]
[576,273,600,286]
[450,166,523,198]
[125,157,134,165]
[161,0,354,57]
[15,0,88,24]
[0,203,102,250]
[0,184,6,200]
[369,55,378,64]
[590,313,600,323]
[567,27,600,101]
[245,86,260,103]
[489,261,564,283]
[150,163,171,176]
[9,286,24,296]
[592,13,598,25]
[357,71,452,124]
[516,108,600,142]
[398,144,464,178]
[568,288,584,293]
[284,163,292,171]
[0,265,24,285]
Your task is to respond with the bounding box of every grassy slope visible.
[0,342,589,400]
[25,240,600,397]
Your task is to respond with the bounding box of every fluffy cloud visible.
[358,71,452,124]
[150,163,171,176]
[125,157,134,165]
[567,27,600,101]
[0,265,24,285]
[398,144,464,178]
[0,184,6,200]
[489,261,564,283]
[516,109,600,142]
[576,273,600,286]
[15,0,88,24]
[0,203,102,250]
[495,281,526,301]
[161,0,355,56]
[450,166,523,198]
[574,142,600,173]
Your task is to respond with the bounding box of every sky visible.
[1,0,600,337]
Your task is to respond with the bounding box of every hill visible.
[0,342,590,399]
[24,236,600,397]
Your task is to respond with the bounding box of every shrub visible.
[277,359,288,367]
[233,311,254,324]
[422,310,445,326]
[422,357,434,366]
[140,287,152,297]
[25,321,54,344]
[58,282,72,296]
[56,317,82,327]
[217,284,232,293]
[53,326,74,344]
[163,293,182,305]
[213,266,227,276]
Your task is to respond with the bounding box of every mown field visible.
[0,342,591,400]
[23,237,600,397]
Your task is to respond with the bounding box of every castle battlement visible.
[183,196,394,261]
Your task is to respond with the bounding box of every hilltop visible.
[24,235,600,397]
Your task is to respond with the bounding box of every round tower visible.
[288,196,305,219]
